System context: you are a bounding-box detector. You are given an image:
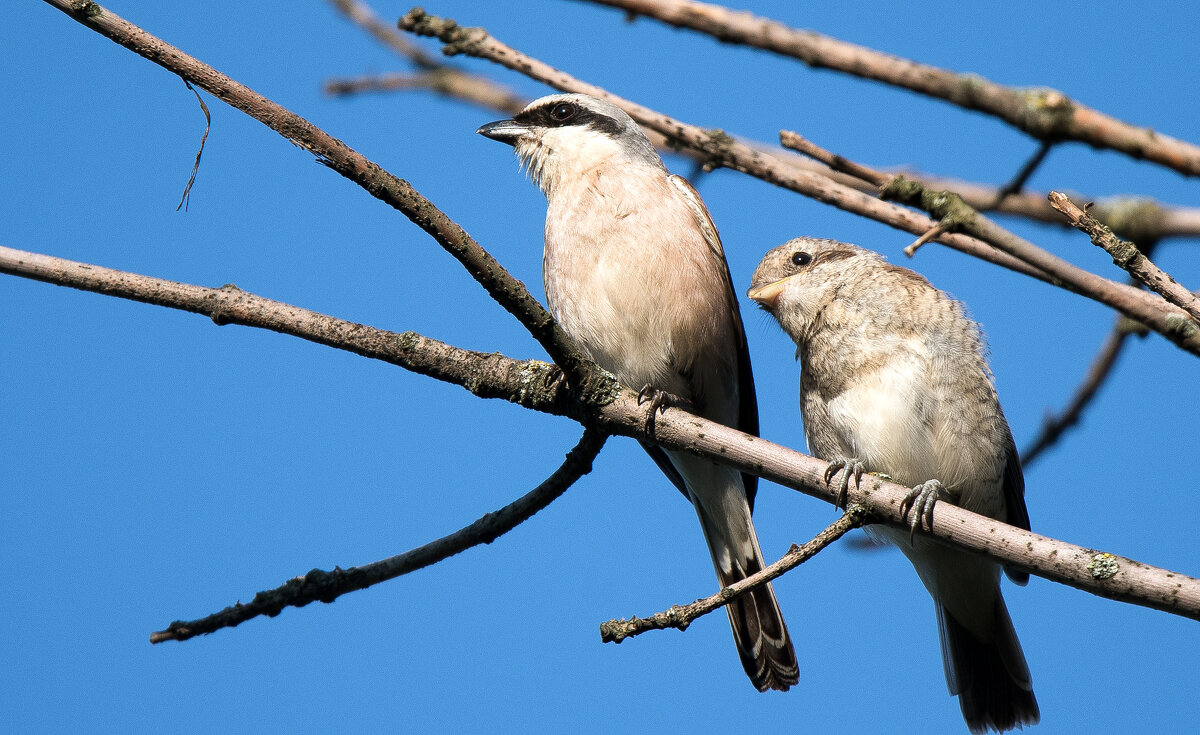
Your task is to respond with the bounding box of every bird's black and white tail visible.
[697,505,799,692]
[938,596,1040,733]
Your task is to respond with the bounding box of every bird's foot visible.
[636,385,690,436]
[823,457,866,510]
[900,479,946,541]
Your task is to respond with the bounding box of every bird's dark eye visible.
[791,251,813,267]
[550,102,577,122]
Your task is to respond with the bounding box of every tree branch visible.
[600,505,867,643]
[150,428,608,643]
[323,70,527,114]
[323,0,528,115]
[580,0,1200,177]
[1021,323,1132,466]
[1049,192,1200,322]
[398,8,1200,357]
[42,0,598,391]
[4,243,1199,625]
[343,56,1200,243]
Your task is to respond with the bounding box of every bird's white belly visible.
[824,355,938,486]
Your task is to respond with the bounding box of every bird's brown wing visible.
[668,175,761,509]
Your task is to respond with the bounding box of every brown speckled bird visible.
[749,237,1038,732]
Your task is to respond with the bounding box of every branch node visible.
[69,0,103,17]
[399,7,489,56]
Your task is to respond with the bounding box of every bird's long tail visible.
[695,502,799,692]
[938,596,1040,733]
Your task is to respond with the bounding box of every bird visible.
[748,237,1039,732]
[477,93,798,692]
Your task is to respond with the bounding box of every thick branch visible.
[398,8,1200,357]
[151,428,608,643]
[4,244,1198,624]
[600,505,866,642]
[347,61,1200,243]
[582,0,1200,177]
[42,0,597,389]
[1049,192,1200,322]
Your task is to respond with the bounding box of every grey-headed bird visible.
[748,237,1038,732]
[478,94,798,691]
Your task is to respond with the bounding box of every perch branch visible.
[600,505,867,642]
[3,244,1199,626]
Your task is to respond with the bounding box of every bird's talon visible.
[638,385,674,436]
[901,480,945,541]
[824,457,866,510]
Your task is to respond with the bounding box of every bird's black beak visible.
[476,119,527,145]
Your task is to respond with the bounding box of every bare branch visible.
[324,70,527,114]
[42,0,597,390]
[600,505,867,643]
[779,129,887,187]
[1049,191,1200,322]
[911,176,1200,243]
[4,243,1199,624]
[151,428,608,643]
[398,8,1200,357]
[984,141,1054,210]
[1022,324,1132,466]
[581,0,1200,177]
[324,0,529,115]
[326,0,442,68]
[357,63,1200,243]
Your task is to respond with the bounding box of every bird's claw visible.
[823,457,866,510]
[900,479,945,541]
[637,385,670,435]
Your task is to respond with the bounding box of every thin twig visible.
[4,243,1200,623]
[600,505,867,642]
[581,0,1200,177]
[323,70,527,114]
[1049,191,1200,322]
[397,8,1200,357]
[324,0,530,115]
[327,0,442,68]
[151,428,608,642]
[1021,324,1132,466]
[904,221,948,257]
[779,129,888,186]
[175,80,210,211]
[984,140,1054,210]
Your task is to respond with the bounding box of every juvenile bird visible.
[748,237,1038,732]
[478,93,798,691]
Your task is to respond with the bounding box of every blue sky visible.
[3,1,1198,733]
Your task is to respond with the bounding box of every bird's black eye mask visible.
[514,101,626,138]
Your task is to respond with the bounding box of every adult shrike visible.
[478,93,798,692]
[749,238,1039,732]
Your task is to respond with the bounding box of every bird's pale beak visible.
[477,119,528,145]
[747,278,789,310]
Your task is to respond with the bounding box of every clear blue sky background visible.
[3,2,1198,733]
